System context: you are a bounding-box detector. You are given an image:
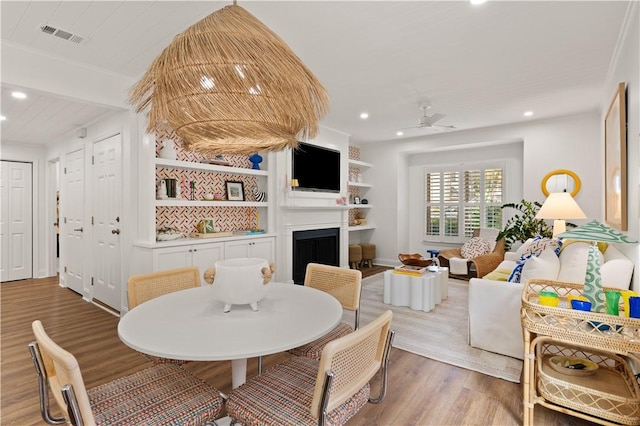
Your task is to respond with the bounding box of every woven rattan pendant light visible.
[129,3,329,154]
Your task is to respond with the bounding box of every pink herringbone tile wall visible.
[348,145,361,225]
[154,129,260,234]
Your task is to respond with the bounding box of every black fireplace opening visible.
[292,228,340,284]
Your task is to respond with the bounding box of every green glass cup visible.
[604,290,620,316]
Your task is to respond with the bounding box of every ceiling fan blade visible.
[421,112,446,126]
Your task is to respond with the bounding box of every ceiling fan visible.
[398,103,457,131]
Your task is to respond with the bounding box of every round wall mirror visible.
[541,169,581,197]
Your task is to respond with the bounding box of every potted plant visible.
[497,199,553,251]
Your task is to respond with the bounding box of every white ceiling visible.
[0,1,632,146]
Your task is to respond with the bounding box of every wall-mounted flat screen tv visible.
[292,142,341,193]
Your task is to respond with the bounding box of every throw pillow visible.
[523,235,561,256]
[557,242,604,283]
[514,238,535,258]
[519,248,561,284]
[460,237,491,259]
[508,253,534,283]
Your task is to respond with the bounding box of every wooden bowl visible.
[398,253,432,267]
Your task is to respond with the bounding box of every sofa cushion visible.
[461,237,491,259]
[557,242,603,283]
[483,268,513,281]
[520,248,560,284]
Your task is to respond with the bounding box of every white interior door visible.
[91,134,122,311]
[64,148,85,294]
[0,161,33,282]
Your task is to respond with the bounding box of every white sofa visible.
[468,242,634,360]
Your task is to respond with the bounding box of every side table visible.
[382,267,449,312]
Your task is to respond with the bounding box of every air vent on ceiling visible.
[39,24,86,44]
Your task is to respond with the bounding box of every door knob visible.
[73,227,83,232]
[111,229,120,235]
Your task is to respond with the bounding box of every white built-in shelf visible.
[347,204,372,209]
[347,181,372,188]
[156,199,268,208]
[348,159,372,169]
[348,225,375,232]
[155,158,268,177]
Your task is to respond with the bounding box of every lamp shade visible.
[535,192,587,220]
[536,192,586,237]
[129,4,329,155]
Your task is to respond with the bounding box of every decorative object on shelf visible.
[203,258,275,312]
[197,218,217,234]
[164,178,178,198]
[558,220,636,313]
[129,4,328,155]
[604,82,627,231]
[353,196,361,204]
[201,154,231,166]
[189,181,196,201]
[353,211,366,226]
[361,198,368,204]
[249,153,263,170]
[541,169,581,197]
[535,192,586,237]
[204,192,215,201]
[290,179,299,191]
[226,181,245,201]
[156,227,183,241]
[254,188,266,202]
[156,181,168,199]
[158,138,177,160]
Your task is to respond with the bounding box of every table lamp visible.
[558,220,636,312]
[535,192,586,237]
[291,179,299,191]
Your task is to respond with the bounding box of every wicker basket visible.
[535,338,640,425]
[521,279,640,355]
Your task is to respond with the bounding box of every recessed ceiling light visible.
[0,115,6,121]
[11,91,27,99]
[360,112,369,119]
[524,111,533,117]
[470,0,487,5]
[396,131,404,136]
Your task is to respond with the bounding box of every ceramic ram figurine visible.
[204,258,275,313]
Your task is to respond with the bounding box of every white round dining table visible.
[117,282,342,388]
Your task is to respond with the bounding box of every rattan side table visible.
[521,279,640,425]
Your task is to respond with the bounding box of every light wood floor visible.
[1,276,597,425]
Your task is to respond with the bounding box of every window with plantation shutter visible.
[424,162,504,243]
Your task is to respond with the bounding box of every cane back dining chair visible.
[289,263,362,359]
[28,320,223,426]
[226,310,394,426]
[127,266,201,365]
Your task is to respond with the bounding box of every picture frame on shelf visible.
[226,181,245,201]
[604,82,627,231]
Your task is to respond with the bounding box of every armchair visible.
[438,228,505,279]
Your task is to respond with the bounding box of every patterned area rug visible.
[343,273,523,383]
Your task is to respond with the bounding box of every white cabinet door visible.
[224,240,251,259]
[152,246,193,272]
[250,238,275,263]
[191,242,224,285]
[225,238,274,262]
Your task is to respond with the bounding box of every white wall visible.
[361,112,602,266]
